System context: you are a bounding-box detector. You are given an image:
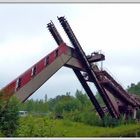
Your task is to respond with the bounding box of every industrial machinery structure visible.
[1,17,140,119]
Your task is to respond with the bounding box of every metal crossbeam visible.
[58,16,119,118]
[47,21,104,118]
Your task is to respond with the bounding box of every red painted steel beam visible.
[1,43,70,101]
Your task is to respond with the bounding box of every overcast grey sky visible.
[0,4,140,100]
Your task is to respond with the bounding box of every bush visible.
[101,115,118,127]
[62,119,73,127]
[63,110,101,126]
[80,111,101,126]
[101,114,136,127]
[63,110,82,122]
[0,96,20,137]
[16,115,56,137]
[63,109,137,127]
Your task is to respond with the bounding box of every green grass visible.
[50,119,140,137]
[15,116,140,137]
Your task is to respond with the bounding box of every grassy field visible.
[14,116,140,137]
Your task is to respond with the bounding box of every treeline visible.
[19,98,48,114]
[127,82,140,95]
[17,82,140,127]
[19,90,93,115]
[19,90,113,127]
[20,81,140,115]
[19,81,140,114]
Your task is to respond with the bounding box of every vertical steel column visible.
[58,16,119,118]
[47,21,104,118]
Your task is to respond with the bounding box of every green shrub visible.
[80,111,101,126]
[101,115,117,127]
[63,110,82,122]
[63,110,101,126]
[0,96,20,137]
[16,115,56,137]
[63,119,73,126]
[63,110,136,127]
[0,131,4,137]
[101,114,136,127]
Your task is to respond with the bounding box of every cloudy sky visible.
[0,4,140,100]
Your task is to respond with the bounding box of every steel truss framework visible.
[1,17,140,119]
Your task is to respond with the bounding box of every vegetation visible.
[19,98,48,115]
[19,84,140,127]
[19,90,93,117]
[127,82,140,96]
[0,94,20,137]
[0,82,140,137]
[15,116,140,137]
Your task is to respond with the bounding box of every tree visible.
[127,82,140,97]
[47,92,82,117]
[0,94,20,137]
[44,94,47,102]
[75,90,92,110]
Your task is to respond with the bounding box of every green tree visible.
[0,94,20,137]
[75,90,92,110]
[44,94,47,102]
[127,82,140,97]
[54,96,80,116]
[20,99,48,114]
